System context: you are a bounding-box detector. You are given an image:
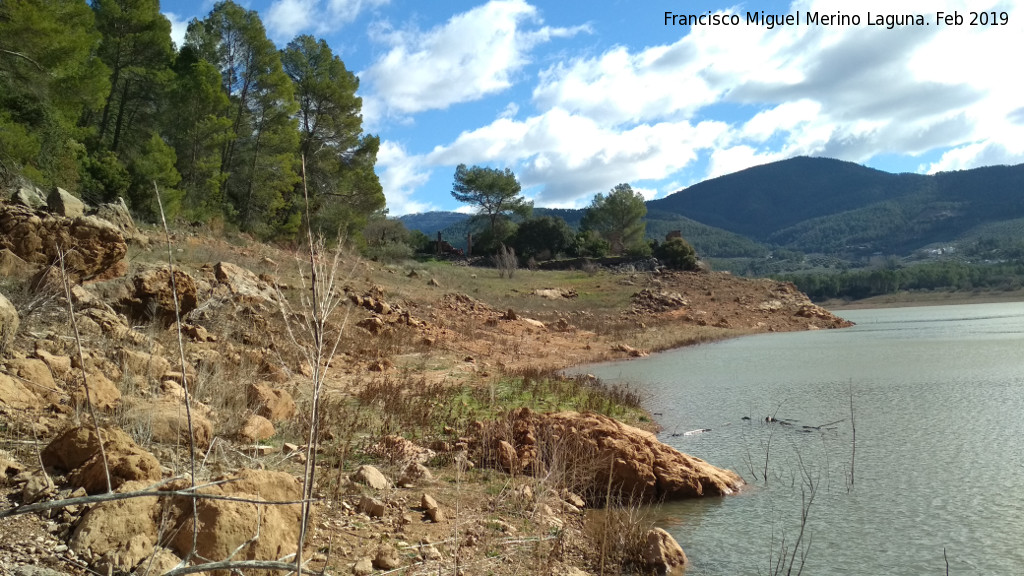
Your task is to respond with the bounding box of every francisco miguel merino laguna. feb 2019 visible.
[664,10,1010,29]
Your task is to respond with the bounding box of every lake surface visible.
[575,302,1024,575]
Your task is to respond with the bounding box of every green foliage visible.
[166,47,233,221]
[79,149,130,204]
[581,183,647,255]
[186,0,299,236]
[283,35,384,237]
[361,214,415,262]
[655,237,699,270]
[472,216,519,255]
[572,229,611,258]
[0,0,110,188]
[90,0,174,155]
[128,133,183,220]
[511,215,574,260]
[451,164,531,230]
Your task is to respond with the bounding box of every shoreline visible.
[820,289,1024,310]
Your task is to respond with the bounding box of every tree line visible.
[777,260,1024,301]
[0,0,383,239]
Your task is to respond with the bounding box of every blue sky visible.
[160,0,1024,215]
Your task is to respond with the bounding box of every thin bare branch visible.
[56,247,112,494]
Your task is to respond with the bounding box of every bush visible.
[655,237,699,270]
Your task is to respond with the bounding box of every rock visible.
[0,373,43,410]
[169,469,304,569]
[42,426,162,494]
[427,278,441,287]
[398,462,432,487]
[70,480,160,573]
[0,248,30,279]
[367,435,435,465]
[643,528,687,575]
[613,343,648,358]
[356,316,386,334]
[350,465,391,490]
[72,371,121,411]
[421,544,443,560]
[10,183,47,210]
[143,398,215,449]
[116,348,172,384]
[352,557,373,575]
[521,318,546,330]
[373,544,401,570]
[21,470,55,503]
[125,266,199,322]
[359,495,386,517]
[421,494,446,523]
[496,440,518,473]
[35,350,71,381]
[0,291,18,354]
[3,358,57,402]
[137,547,182,576]
[239,414,276,443]
[12,567,72,576]
[92,198,144,244]
[214,261,278,303]
[0,204,127,281]
[246,382,296,422]
[1,452,26,484]
[477,409,743,502]
[47,187,86,218]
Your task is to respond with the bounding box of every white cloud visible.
[265,0,389,42]
[376,141,435,215]
[361,0,588,117]
[163,12,189,49]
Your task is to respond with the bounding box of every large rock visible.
[116,348,172,384]
[350,465,391,490]
[144,398,215,449]
[643,528,687,575]
[478,409,743,502]
[0,292,17,354]
[69,480,161,574]
[124,266,199,322]
[47,187,86,218]
[238,414,275,443]
[0,372,44,411]
[10,183,47,210]
[71,371,121,411]
[0,204,127,281]
[214,261,278,303]
[169,469,304,570]
[246,382,296,423]
[42,426,162,494]
[92,198,145,245]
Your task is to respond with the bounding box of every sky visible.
[160,0,1024,215]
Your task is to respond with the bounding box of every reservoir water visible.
[576,302,1024,575]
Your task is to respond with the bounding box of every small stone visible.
[352,557,373,576]
[359,495,386,518]
[373,545,401,570]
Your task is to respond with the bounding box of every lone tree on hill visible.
[451,163,531,231]
[581,183,648,255]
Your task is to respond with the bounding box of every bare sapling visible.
[276,156,354,573]
[153,182,201,561]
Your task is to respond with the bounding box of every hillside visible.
[402,157,1024,264]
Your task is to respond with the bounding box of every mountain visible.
[650,157,1024,256]
[398,157,1024,262]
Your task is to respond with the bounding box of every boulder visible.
[373,545,401,570]
[0,373,42,410]
[3,358,59,403]
[72,371,121,411]
[0,249,30,279]
[238,414,275,443]
[350,465,391,490]
[143,398,215,449]
[47,187,86,218]
[10,183,47,210]
[169,469,304,569]
[116,348,171,384]
[246,382,296,423]
[0,291,17,354]
[421,493,445,523]
[0,204,127,281]
[643,528,687,575]
[398,462,432,487]
[42,426,162,494]
[69,480,161,574]
[214,261,278,303]
[92,198,144,244]
[125,266,199,322]
[359,495,386,517]
[477,409,743,502]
